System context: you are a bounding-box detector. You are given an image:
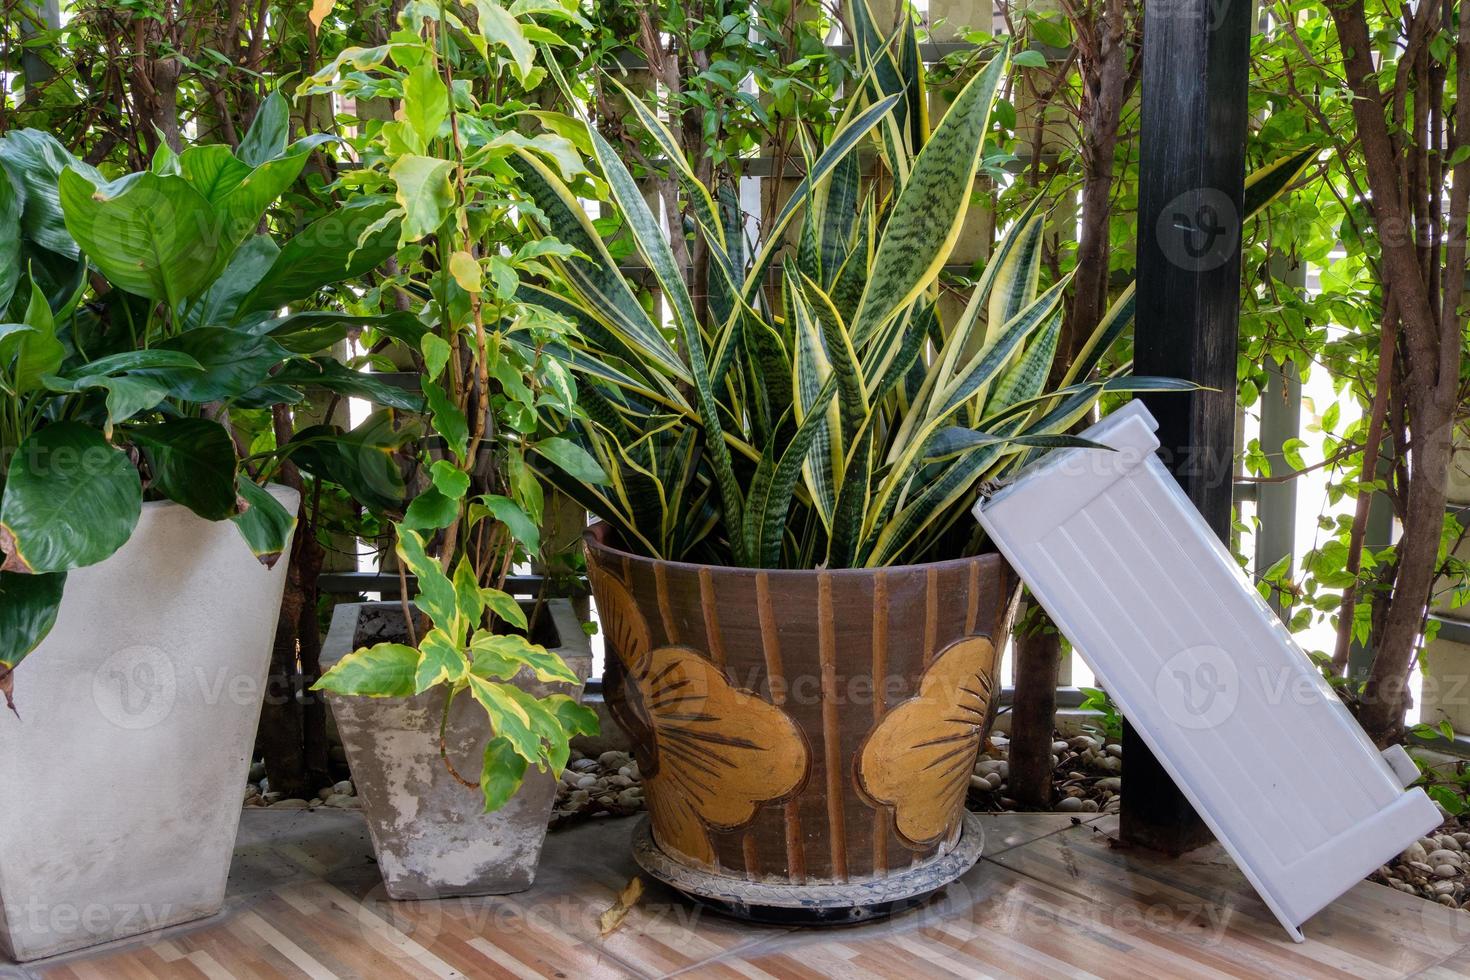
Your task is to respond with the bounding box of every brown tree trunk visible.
[1008,620,1063,807]
[1009,0,1138,800]
[1325,0,1468,744]
[1358,394,1454,742]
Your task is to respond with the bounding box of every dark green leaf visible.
[231,479,297,567]
[130,418,240,521]
[0,570,66,669]
[0,422,142,573]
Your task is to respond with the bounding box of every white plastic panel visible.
[974,401,1441,942]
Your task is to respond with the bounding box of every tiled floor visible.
[6,808,1470,978]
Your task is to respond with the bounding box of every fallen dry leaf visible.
[598,875,644,937]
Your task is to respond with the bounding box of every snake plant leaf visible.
[58,169,223,307]
[743,93,902,304]
[847,0,918,183]
[985,209,1046,342]
[0,422,142,574]
[481,736,530,811]
[865,436,1019,567]
[1059,282,1136,390]
[827,423,875,568]
[510,149,690,385]
[745,378,839,566]
[939,279,1070,415]
[130,418,240,521]
[789,275,841,529]
[0,569,66,672]
[238,201,402,316]
[816,151,861,289]
[314,643,420,698]
[921,429,1111,465]
[850,44,1008,349]
[231,478,297,567]
[602,75,733,281]
[1243,146,1317,220]
[582,129,746,556]
[986,308,1063,416]
[586,127,699,347]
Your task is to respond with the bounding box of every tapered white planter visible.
[0,488,297,962]
[975,402,1441,942]
[322,600,592,900]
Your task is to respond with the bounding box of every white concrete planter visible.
[975,403,1441,942]
[322,600,592,900]
[0,488,298,962]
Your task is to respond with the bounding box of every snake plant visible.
[515,4,1309,570]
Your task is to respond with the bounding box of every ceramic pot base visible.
[630,813,986,926]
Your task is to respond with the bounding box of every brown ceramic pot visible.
[584,522,1019,922]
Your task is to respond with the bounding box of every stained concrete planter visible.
[322,600,591,900]
[0,488,298,962]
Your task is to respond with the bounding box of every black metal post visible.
[1125,0,1252,854]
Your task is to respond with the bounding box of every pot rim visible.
[138,481,299,513]
[583,520,1008,579]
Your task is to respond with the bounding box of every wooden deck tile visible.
[5,808,1470,979]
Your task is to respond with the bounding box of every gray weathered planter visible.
[322,600,591,900]
[0,489,298,963]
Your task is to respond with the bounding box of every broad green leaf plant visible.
[514,4,1217,569]
[307,0,600,812]
[0,100,412,706]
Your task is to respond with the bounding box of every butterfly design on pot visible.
[858,635,998,847]
[589,565,810,869]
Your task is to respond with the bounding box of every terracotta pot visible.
[584,523,1019,922]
